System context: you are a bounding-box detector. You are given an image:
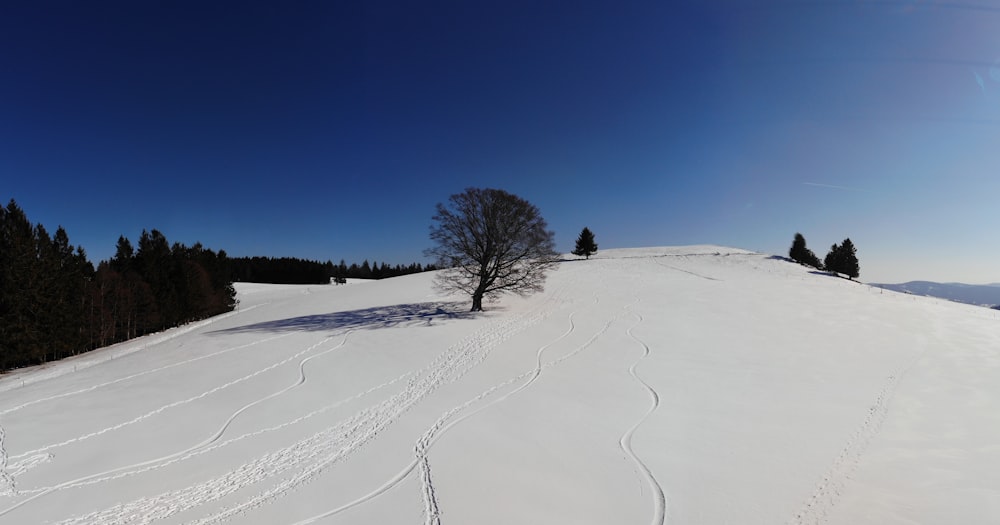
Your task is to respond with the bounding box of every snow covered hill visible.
[872,280,1000,308]
[2,246,999,524]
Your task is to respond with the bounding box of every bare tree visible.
[427,188,558,311]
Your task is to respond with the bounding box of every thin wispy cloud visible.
[802,182,873,193]
[780,1,1000,14]
[973,69,987,97]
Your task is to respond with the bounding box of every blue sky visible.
[3,1,999,283]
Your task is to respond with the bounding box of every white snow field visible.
[2,246,1000,524]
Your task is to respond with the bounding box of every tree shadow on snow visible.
[808,271,858,283]
[210,301,478,335]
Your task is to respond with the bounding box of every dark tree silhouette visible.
[1,201,237,371]
[572,227,598,259]
[789,232,822,269]
[824,242,842,275]
[837,238,860,279]
[824,238,860,279]
[0,198,437,371]
[427,188,558,311]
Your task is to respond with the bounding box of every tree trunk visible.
[471,292,484,312]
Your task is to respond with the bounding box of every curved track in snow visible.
[0,304,268,396]
[14,367,418,500]
[0,331,295,418]
[0,332,351,516]
[8,333,341,463]
[414,304,595,525]
[619,307,666,525]
[34,291,565,525]
[290,293,617,525]
[0,424,15,497]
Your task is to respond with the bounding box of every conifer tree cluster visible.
[788,233,860,280]
[788,232,823,269]
[0,199,441,371]
[228,257,434,284]
[1,200,234,371]
[4,198,876,373]
[93,230,237,347]
[824,238,860,279]
[1,201,94,370]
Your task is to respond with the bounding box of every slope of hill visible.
[871,280,1000,308]
[1,246,999,524]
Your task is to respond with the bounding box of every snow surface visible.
[2,246,1000,524]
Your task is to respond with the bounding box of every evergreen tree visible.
[136,229,174,331]
[111,235,134,273]
[572,227,598,259]
[0,200,43,367]
[824,242,841,275]
[333,259,347,284]
[48,227,93,357]
[2,202,96,367]
[838,238,860,279]
[824,238,860,279]
[323,260,335,282]
[789,232,822,269]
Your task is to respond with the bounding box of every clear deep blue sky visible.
[3,1,999,283]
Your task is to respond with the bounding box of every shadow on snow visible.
[210,301,478,335]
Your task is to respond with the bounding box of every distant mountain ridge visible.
[871,281,1000,308]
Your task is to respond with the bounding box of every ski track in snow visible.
[0,304,267,395]
[0,332,353,518]
[11,367,419,501]
[415,294,619,525]
[288,289,596,525]
[415,305,591,525]
[301,294,626,525]
[651,258,722,282]
[0,306,288,495]
[8,332,342,463]
[619,306,666,525]
[36,290,565,525]
[0,331,296,418]
[790,354,922,525]
[5,452,51,482]
[0,424,15,497]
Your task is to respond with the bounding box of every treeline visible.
[1,199,440,371]
[0,200,235,371]
[229,257,436,284]
[94,231,236,346]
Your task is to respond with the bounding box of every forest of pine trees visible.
[0,199,435,371]
[228,257,434,284]
[1,200,237,370]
